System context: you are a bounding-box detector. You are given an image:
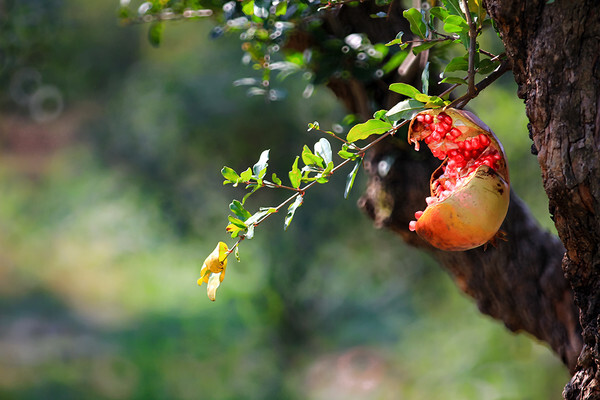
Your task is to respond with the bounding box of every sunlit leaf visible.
[403,8,427,39]
[344,157,363,199]
[440,76,467,85]
[289,156,302,189]
[412,41,438,55]
[271,173,282,186]
[385,31,404,46]
[382,50,409,73]
[221,166,240,185]
[385,99,425,121]
[302,145,324,167]
[240,167,253,182]
[284,195,303,230]
[389,82,422,98]
[444,15,469,34]
[477,58,499,74]
[430,6,450,21]
[275,0,287,16]
[442,0,464,17]
[314,138,332,165]
[347,119,392,143]
[253,149,269,178]
[230,200,252,221]
[228,215,247,229]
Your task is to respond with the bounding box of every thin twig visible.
[461,0,477,97]
[449,60,511,109]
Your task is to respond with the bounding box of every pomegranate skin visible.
[414,165,509,251]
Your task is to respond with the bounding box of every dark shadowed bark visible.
[484,0,600,398]
[294,0,585,379]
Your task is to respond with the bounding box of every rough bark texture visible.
[299,0,584,377]
[483,0,600,398]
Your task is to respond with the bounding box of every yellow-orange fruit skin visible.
[415,165,510,251]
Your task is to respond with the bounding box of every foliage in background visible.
[0,0,563,399]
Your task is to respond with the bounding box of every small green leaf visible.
[241,184,260,204]
[430,6,450,21]
[271,173,282,186]
[421,62,430,95]
[382,50,409,73]
[424,96,446,108]
[444,55,469,73]
[338,149,360,161]
[228,215,248,229]
[385,99,425,121]
[412,41,438,55]
[302,145,324,167]
[284,195,303,230]
[230,200,253,221]
[344,157,363,199]
[307,121,320,131]
[347,119,392,143]
[289,156,302,189]
[477,58,499,74]
[443,15,469,34]
[389,82,422,98]
[317,161,334,183]
[385,31,404,46]
[403,8,427,39]
[440,76,467,85]
[234,246,240,262]
[253,149,270,178]
[442,0,464,17]
[242,0,254,15]
[275,0,287,15]
[226,223,244,239]
[240,167,253,182]
[314,138,333,165]
[221,166,240,185]
[148,22,164,48]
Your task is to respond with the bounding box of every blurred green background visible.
[0,1,567,399]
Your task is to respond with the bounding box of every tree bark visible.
[299,0,584,376]
[484,0,600,398]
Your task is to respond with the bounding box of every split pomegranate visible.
[407,108,510,251]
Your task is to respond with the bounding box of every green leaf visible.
[382,50,409,74]
[442,0,465,17]
[443,15,469,34]
[241,184,260,204]
[403,8,427,39]
[240,167,253,182]
[221,166,240,185]
[253,149,269,178]
[289,156,302,189]
[344,158,363,199]
[412,41,438,55]
[226,223,244,239]
[307,121,320,131]
[148,22,164,48]
[284,195,303,230]
[338,149,360,161]
[385,99,425,122]
[317,161,334,183]
[301,145,324,167]
[424,96,446,108]
[385,31,404,46]
[347,119,392,143]
[430,6,450,21]
[440,76,467,85]
[242,0,254,15]
[444,55,469,73]
[314,138,332,165]
[388,82,422,98]
[421,62,430,95]
[234,246,240,262]
[275,0,287,16]
[228,215,247,229]
[271,173,282,186]
[477,58,499,74]
[230,200,253,221]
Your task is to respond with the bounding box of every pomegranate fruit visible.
[407,108,510,251]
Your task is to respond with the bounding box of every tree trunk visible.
[484,0,600,398]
